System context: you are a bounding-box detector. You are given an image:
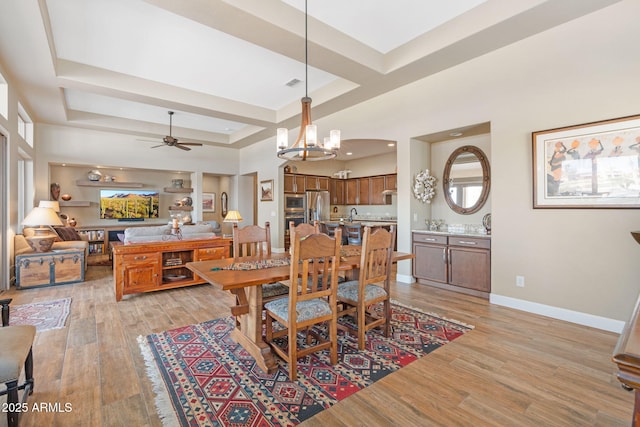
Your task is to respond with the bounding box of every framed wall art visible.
[202,193,215,212]
[532,114,640,208]
[260,180,274,201]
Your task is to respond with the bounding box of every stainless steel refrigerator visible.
[305,191,330,223]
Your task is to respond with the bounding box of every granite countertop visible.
[322,219,397,227]
[412,228,491,238]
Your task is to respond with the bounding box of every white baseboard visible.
[490,294,625,333]
[395,273,415,284]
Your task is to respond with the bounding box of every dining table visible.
[186,246,414,374]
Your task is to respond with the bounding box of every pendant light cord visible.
[305,0,308,98]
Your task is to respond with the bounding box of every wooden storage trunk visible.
[16,249,85,289]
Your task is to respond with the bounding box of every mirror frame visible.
[443,145,490,215]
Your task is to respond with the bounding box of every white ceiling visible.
[0,0,622,160]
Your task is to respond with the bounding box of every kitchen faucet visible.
[349,208,358,222]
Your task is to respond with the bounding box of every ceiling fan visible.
[151,111,203,151]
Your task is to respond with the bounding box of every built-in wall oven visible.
[284,211,305,251]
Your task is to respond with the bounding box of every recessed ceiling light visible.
[346,152,353,156]
[449,132,463,137]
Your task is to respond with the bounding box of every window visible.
[0,71,7,120]
[17,103,33,146]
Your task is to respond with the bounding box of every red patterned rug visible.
[138,301,473,426]
[9,297,71,332]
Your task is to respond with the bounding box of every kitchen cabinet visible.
[412,231,490,298]
[358,178,370,205]
[330,179,345,205]
[385,174,397,191]
[284,174,305,193]
[305,175,329,191]
[345,179,358,205]
[369,176,387,205]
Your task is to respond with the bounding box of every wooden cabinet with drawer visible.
[412,232,491,298]
[114,238,231,301]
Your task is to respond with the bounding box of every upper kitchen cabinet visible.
[369,176,386,205]
[284,174,305,194]
[330,179,345,205]
[305,175,329,191]
[358,178,370,205]
[385,174,397,191]
[345,179,358,205]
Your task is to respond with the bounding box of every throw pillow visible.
[54,226,82,241]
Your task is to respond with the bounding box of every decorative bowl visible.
[61,194,72,201]
[87,170,102,181]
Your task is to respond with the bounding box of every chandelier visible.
[276,0,340,161]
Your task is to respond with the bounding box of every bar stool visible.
[344,224,362,245]
[322,222,341,238]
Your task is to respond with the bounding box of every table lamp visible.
[223,210,243,224]
[22,206,63,252]
[38,200,60,212]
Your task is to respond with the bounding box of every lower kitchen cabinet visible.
[412,231,490,298]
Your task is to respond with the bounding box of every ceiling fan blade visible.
[151,144,166,149]
[175,144,191,151]
[177,142,203,146]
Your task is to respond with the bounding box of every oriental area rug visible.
[9,297,71,332]
[139,301,473,427]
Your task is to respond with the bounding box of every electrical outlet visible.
[516,276,525,287]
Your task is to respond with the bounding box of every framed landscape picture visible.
[202,193,215,212]
[260,180,274,201]
[532,114,640,208]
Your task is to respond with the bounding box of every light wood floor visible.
[0,265,633,426]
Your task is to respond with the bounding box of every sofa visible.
[15,227,90,271]
[123,222,220,244]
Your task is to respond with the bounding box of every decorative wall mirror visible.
[221,192,228,217]
[443,145,490,214]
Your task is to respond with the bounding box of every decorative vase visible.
[67,218,77,227]
[181,196,193,206]
[87,170,102,181]
[172,179,184,188]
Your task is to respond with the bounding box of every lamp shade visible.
[38,200,60,212]
[223,210,243,223]
[22,207,63,227]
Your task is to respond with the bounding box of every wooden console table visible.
[113,238,231,301]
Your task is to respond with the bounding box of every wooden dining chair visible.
[337,225,396,350]
[264,229,342,381]
[289,220,319,241]
[232,222,288,302]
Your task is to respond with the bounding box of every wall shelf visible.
[168,206,193,211]
[163,187,193,193]
[59,200,91,207]
[75,180,144,188]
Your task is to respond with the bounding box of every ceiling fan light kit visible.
[276,0,340,162]
[152,111,203,151]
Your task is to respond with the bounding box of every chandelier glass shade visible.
[276,0,340,161]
